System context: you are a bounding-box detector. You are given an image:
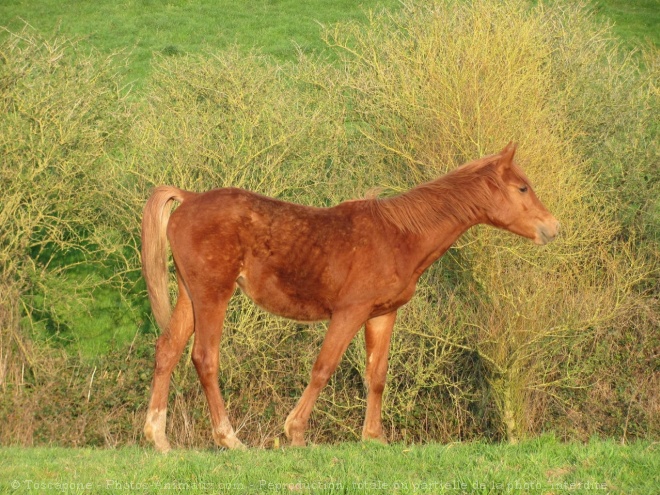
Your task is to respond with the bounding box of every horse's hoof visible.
[362,435,388,445]
[154,439,172,453]
[223,436,248,451]
[289,435,306,447]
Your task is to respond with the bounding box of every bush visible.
[319,0,657,442]
[0,28,133,443]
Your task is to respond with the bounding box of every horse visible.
[141,142,559,452]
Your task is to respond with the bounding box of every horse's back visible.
[167,187,360,246]
[166,187,382,320]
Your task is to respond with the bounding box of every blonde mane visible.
[370,155,509,235]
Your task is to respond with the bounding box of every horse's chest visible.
[370,280,417,316]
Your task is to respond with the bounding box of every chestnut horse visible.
[141,143,558,452]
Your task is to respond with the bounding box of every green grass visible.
[0,0,401,87]
[1,0,656,89]
[1,437,658,494]
[592,0,660,48]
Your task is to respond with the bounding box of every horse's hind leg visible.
[145,276,194,453]
[362,311,396,443]
[191,289,246,450]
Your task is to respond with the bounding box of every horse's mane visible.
[369,154,508,235]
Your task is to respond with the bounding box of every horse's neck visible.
[406,178,488,273]
[371,172,491,273]
[411,215,477,276]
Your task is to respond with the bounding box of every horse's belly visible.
[236,274,332,322]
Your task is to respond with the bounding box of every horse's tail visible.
[141,185,189,332]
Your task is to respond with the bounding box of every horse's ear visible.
[498,142,517,167]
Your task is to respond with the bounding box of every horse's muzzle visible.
[536,219,560,245]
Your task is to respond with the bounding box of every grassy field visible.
[1,0,656,89]
[0,0,401,88]
[592,0,660,48]
[1,437,658,494]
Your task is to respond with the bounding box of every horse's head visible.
[484,143,559,245]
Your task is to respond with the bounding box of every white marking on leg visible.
[145,408,171,453]
[213,417,246,450]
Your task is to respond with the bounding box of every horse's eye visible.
[519,186,528,193]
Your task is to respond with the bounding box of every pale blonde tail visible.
[141,186,187,332]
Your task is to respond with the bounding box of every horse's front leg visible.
[284,307,370,446]
[362,311,396,443]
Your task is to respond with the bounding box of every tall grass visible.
[1,0,657,447]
